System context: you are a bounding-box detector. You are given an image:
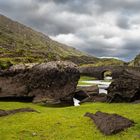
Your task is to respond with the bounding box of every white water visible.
[73,98,80,106]
[78,76,112,94]
[75,76,112,106]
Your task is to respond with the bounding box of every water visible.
[74,76,112,106]
[78,76,112,94]
[73,98,80,106]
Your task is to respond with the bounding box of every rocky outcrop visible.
[107,70,140,103]
[80,93,107,103]
[0,61,80,104]
[129,53,140,67]
[85,111,134,135]
[0,108,38,117]
[79,66,124,79]
[74,86,107,103]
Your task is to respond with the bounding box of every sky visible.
[0,0,140,61]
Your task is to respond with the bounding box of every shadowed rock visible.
[84,111,134,135]
[0,108,38,117]
[74,85,98,101]
[0,61,80,104]
[79,66,140,80]
[107,70,140,103]
[80,93,107,104]
[75,86,107,103]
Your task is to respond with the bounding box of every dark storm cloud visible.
[116,16,131,29]
[0,0,140,61]
[94,0,140,13]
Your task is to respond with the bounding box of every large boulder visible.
[85,111,134,135]
[0,61,80,104]
[107,69,140,103]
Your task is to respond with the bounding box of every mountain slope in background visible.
[0,14,86,63]
[129,54,140,67]
[0,14,124,68]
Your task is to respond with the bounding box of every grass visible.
[78,76,97,86]
[0,102,140,140]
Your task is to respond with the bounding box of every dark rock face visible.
[75,85,98,101]
[80,93,107,104]
[76,86,98,96]
[79,66,124,79]
[74,86,107,103]
[85,111,134,135]
[0,61,80,103]
[0,108,38,117]
[79,66,140,80]
[107,70,140,103]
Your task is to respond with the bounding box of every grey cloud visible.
[122,39,140,60]
[94,0,140,13]
[116,16,130,29]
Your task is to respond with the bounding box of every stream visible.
[74,77,112,106]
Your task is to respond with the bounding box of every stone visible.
[0,108,38,117]
[76,85,98,96]
[74,86,107,104]
[0,61,80,104]
[84,111,134,135]
[80,93,107,104]
[107,69,140,103]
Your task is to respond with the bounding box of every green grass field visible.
[78,76,96,86]
[0,102,140,140]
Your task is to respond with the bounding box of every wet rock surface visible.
[74,86,107,103]
[80,93,107,103]
[0,61,80,104]
[85,111,134,135]
[107,70,140,103]
[74,86,98,101]
[76,86,98,95]
[0,108,38,117]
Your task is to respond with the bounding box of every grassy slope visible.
[0,14,85,66]
[78,76,96,86]
[80,58,125,67]
[0,14,125,68]
[129,54,140,67]
[0,102,140,140]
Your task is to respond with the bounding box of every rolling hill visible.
[0,14,124,69]
[0,14,93,67]
[129,54,140,67]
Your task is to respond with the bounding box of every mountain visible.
[0,14,124,69]
[129,54,140,67]
[0,14,92,67]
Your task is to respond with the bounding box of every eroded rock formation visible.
[74,86,107,104]
[107,69,140,103]
[0,61,80,104]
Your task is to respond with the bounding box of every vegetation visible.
[0,102,140,140]
[0,14,87,68]
[78,76,96,86]
[0,14,125,69]
[80,58,125,67]
[129,54,140,67]
[103,70,112,78]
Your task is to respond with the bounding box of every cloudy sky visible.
[0,0,140,61]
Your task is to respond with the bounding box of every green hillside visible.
[129,54,140,67]
[0,14,125,69]
[80,58,125,67]
[0,14,88,68]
